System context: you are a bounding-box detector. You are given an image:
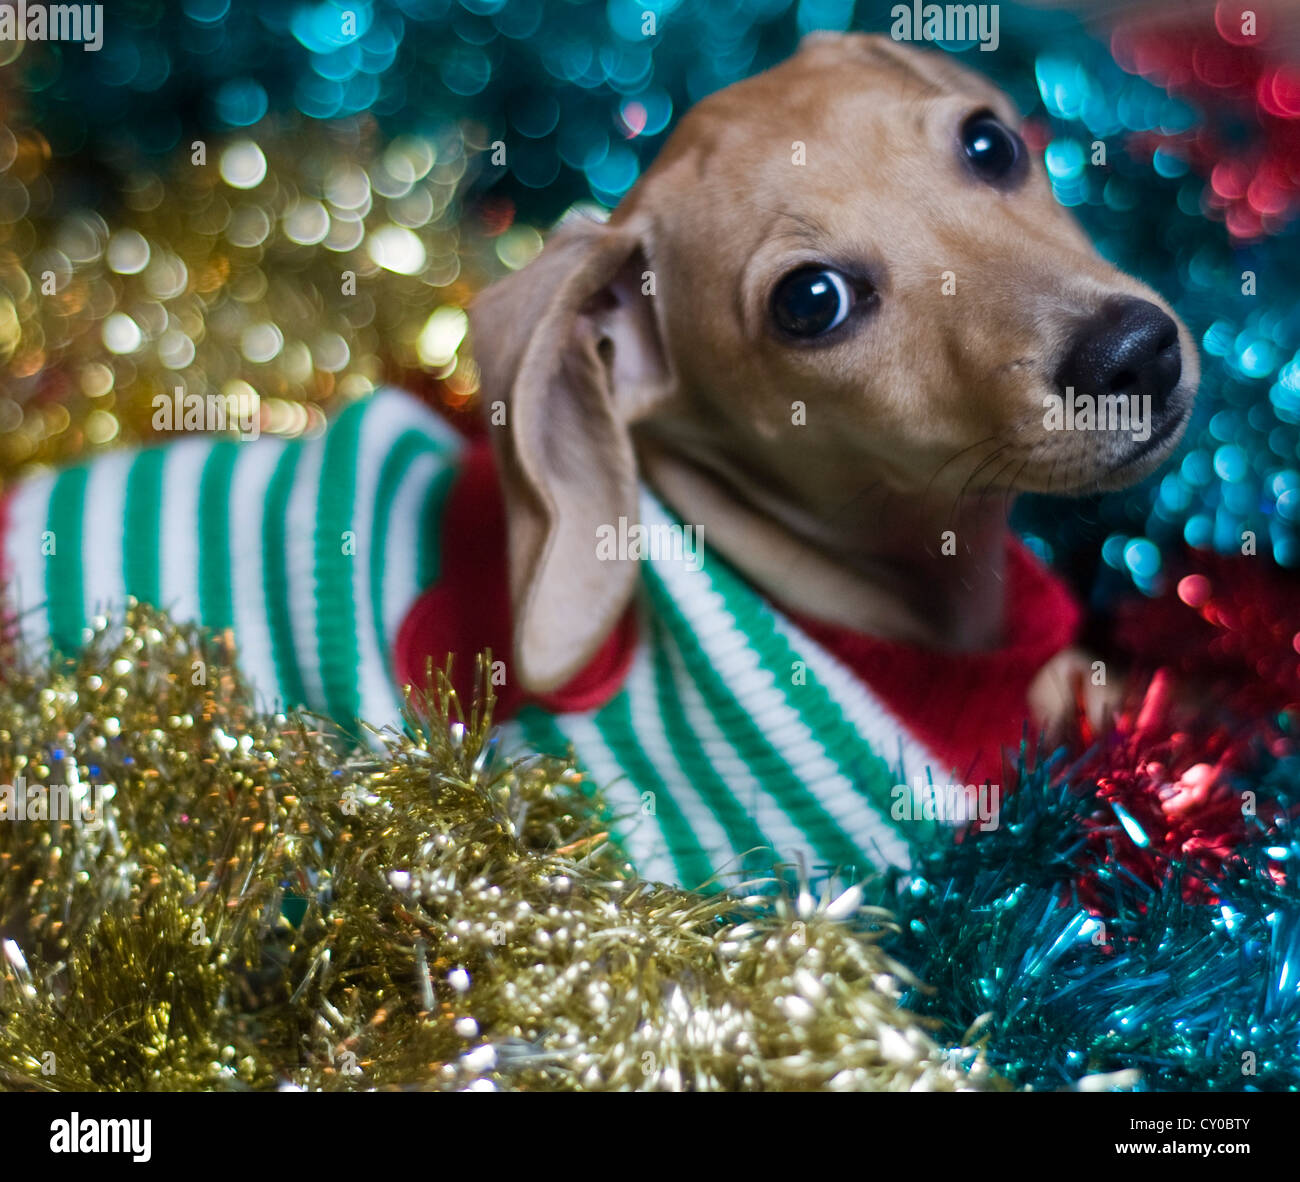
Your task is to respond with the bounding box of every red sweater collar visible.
[393,441,638,720]
[786,539,1081,786]
[395,440,1082,786]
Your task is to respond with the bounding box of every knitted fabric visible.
[1,389,1081,890]
[3,390,460,734]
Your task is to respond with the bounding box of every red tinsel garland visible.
[1058,549,1300,907]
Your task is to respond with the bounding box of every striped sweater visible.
[1,389,1079,890]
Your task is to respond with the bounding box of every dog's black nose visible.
[1056,297,1182,415]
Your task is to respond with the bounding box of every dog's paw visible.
[1027,646,1123,748]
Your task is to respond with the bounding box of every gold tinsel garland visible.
[0,603,996,1091]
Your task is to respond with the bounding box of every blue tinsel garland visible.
[887,736,1300,1091]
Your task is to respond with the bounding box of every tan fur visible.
[469,32,1198,736]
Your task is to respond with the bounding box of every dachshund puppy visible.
[3,34,1197,886]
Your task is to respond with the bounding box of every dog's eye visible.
[960,112,1023,183]
[771,268,854,338]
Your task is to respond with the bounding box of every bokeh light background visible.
[2,0,1300,611]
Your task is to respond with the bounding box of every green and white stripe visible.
[4,388,461,729]
[6,474,55,656]
[227,437,291,706]
[4,388,948,890]
[505,491,945,889]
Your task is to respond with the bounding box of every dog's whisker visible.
[821,478,886,531]
[954,443,1011,511]
[976,456,1021,509]
[923,434,1002,498]
[1043,455,1059,499]
[1002,459,1031,518]
[952,455,997,519]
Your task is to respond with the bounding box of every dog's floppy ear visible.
[469,213,674,693]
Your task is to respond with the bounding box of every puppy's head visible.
[471,32,1199,691]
